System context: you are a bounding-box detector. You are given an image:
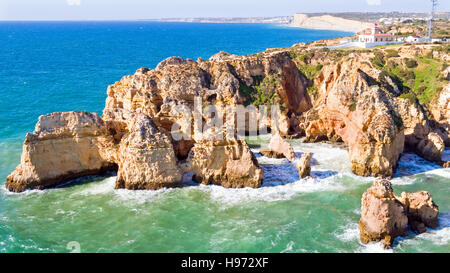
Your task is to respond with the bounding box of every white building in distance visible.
[359,23,396,43]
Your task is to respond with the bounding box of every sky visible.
[0,0,449,21]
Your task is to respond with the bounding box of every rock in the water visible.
[359,179,408,248]
[397,191,439,232]
[359,179,440,248]
[268,134,295,161]
[296,152,312,178]
[6,111,116,192]
[444,162,450,168]
[115,113,183,190]
[186,140,264,188]
[259,149,285,159]
[417,132,445,163]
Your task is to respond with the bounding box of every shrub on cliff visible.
[404,58,418,69]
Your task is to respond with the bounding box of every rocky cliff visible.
[6,43,450,192]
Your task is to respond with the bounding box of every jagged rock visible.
[429,84,450,146]
[397,191,439,232]
[6,112,116,192]
[259,149,285,159]
[417,133,445,163]
[396,98,445,163]
[443,162,450,168]
[359,179,408,248]
[360,179,440,248]
[296,152,312,178]
[185,140,264,188]
[268,134,295,161]
[303,56,404,177]
[115,113,183,190]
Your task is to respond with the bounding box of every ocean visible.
[0,21,448,253]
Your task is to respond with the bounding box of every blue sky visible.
[1,0,449,20]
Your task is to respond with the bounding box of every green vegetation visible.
[298,63,323,80]
[385,49,400,58]
[349,103,357,112]
[404,58,418,68]
[238,74,285,110]
[370,51,386,69]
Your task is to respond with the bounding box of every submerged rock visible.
[259,149,285,159]
[296,152,312,178]
[359,179,440,248]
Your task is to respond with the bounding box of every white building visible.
[358,23,396,43]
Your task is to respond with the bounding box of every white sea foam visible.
[76,176,116,196]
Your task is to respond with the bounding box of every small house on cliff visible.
[358,23,396,43]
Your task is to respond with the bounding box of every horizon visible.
[1,0,450,21]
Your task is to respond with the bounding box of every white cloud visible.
[366,0,381,6]
[67,0,81,6]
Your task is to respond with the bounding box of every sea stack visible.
[296,152,312,178]
[359,179,439,248]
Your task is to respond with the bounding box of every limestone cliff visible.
[6,43,450,192]
[291,14,372,33]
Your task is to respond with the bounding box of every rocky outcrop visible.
[268,134,295,161]
[416,133,445,163]
[114,113,183,190]
[429,84,450,147]
[360,179,440,248]
[259,149,285,159]
[296,152,312,178]
[6,112,116,192]
[396,98,446,163]
[359,179,408,248]
[184,140,264,188]
[303,56,404,177]
[397,191,439,233]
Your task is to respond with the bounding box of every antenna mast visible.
[427,0,438,41]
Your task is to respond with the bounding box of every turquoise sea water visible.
[0,22,448,253]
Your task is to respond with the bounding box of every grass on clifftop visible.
[371,50,447,106]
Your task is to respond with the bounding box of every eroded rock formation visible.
[296,152,312,178]
[268,134,295,161]
[303,56,404,177]
[6,112,116,192]
[360,179,440,248]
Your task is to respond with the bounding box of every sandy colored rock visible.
[359,179,408,248]
[444,162,450,168]
[259,149,285,159]
[417,133,445,163]
[115,113,183,190]
[268,134,295,161]
[186,140,264,188]
[6,111,116,192]
[296,152,312,178]
[303,56,404,177]
[397,191,439,232]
